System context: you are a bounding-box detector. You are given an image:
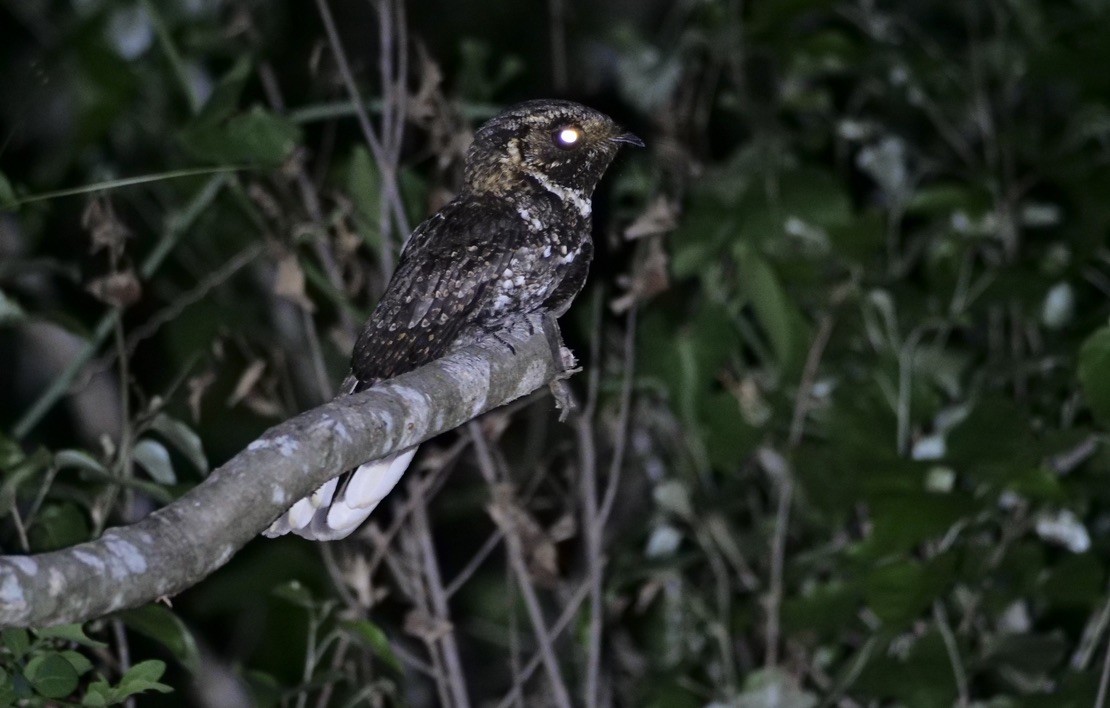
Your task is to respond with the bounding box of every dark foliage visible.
[3,0,1110,705]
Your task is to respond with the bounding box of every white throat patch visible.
[525,167,592,218]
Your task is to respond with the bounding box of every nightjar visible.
[265,99,642,541]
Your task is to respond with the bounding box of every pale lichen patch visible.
[104,538,147,574]
[333,420,351,443]
[441,354,492,416]
[73,550,105,572]
[274,435,299,457]
[48,568,64,595]
[10,557,37,575]
[0,573,25,608]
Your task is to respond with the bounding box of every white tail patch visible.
[264,448,418,541]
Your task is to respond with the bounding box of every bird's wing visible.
[348,197,532,387]
[264,198,536,541]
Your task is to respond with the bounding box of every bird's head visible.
[463,99,643,212]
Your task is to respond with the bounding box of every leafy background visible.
[3,0,1110,705]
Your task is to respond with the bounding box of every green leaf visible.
[783,581,859,636]
[777,168,852,229]
[348,146,382,251]
[863,491,978,557]
[0,291,24,325]
[2,629,29,660]
[180,107,301,166]
[132,439,176,484]
[119,605,200,673]
[149,414,208,475]
[28,503,91,552]
[982,632,1067,675]
[194,57,253,126]
[85,661,174,704]
[82,679,111,707]
[117,660,172,694]
[242,669,283,707]
[0,448,51,516]
[1079,326,1110,424]
[905,182,990,216]
[0,172,15,209]
[59,651,94,676]
[35,623,107,650]
[270,580,316,609]
[0,666,15,707]
[699,391,759,471]
[739,251,798,370]
[854,631,958,704]
[0,433,25,469]
[862,554,956,627]
[25,652,79,699]
[1043,554,1105,607]
[54,449,107,475]
[341,620,401,672]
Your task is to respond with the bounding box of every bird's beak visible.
[609,132,645,148]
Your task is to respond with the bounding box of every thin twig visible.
[495,580,592,708]
[767,313,836,668]
[13,175,229,438]
[577,289,606,708]
[411,479,472,708]
[256,59,356,337]
[469,425,573,708]
[400,510,452,708]
[72,243,264,396]
[111,620,135,708]
[574,414,603,707]
[933,601,970,706]
[788,313,836,448]
[444,527,504,598]
[599,307,638,525]
[1098,629,1110,708]
[313,0,410,273]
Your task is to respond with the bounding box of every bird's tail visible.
[264,447,418,541]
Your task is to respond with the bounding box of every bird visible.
[264,99,643,541]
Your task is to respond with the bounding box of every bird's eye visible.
[552,125,583,150]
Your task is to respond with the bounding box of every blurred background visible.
[3,0,1110,705]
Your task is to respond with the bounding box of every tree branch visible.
[0,318,559,628]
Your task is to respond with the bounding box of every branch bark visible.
[0,318,559,628]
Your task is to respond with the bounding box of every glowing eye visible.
[553,126,582,149]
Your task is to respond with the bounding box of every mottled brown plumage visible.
[265,99,641,541]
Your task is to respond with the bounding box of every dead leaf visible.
[611,236,670,313]
[404,610,453,643]
[242,393,283,418]
[248,182,283,223]
[634,577,664,613]
[82,199,131,257]
[548,513,577,543]
[227,360,267,408]
[187,370,217,422]
[624,196,679,240]
[487,484,562,587]
[273,255,316,312]
[407,45,444,124]
[86,270,142,308]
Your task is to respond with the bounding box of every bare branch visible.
[0,318,559,628]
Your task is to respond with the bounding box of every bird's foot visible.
[536,313,581,421]
[549,378,579,422]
